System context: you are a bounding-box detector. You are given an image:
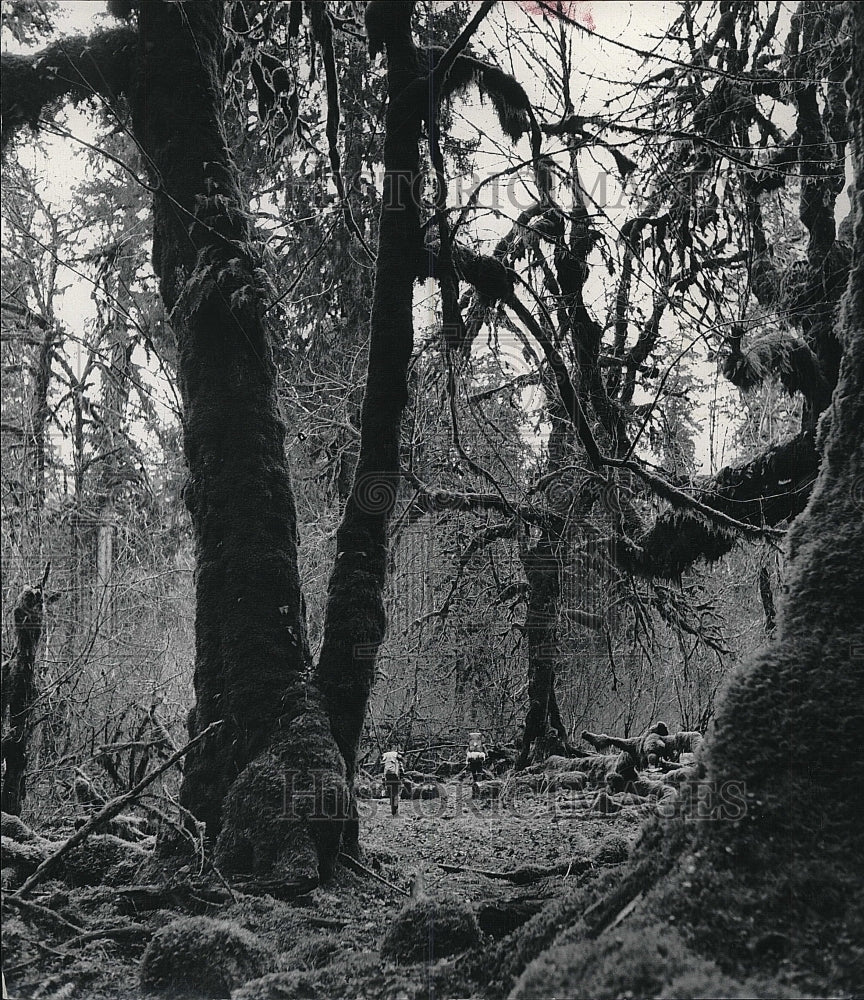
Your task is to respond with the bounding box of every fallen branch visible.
[605,891,643,933]
[438,857,591,885]
[75,881,234,913]
[11,720,223,898]
[230,876,318,900]
[3,896,84,935]
[2,924,151,979]
[308,916,347,929]
[338,852,410,896]
[63,924,151,948]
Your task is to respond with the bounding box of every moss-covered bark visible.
[620,429,819,579]
[517,7,864,992]
[124,0,346,878]
[515,536,567,770]
[315,2,424,780]
[1,573,51,815]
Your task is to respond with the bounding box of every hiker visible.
[466,731,487,781]
[381,747,403,816]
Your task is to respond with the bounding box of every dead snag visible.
[1,563,58,815]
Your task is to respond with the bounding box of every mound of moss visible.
[140,916,274,998]
[476,868,620,995]
[509,925,698,999]
[0,812,40,842]
[231,970,321,999]
[592,831,631,866]
[381,895,481,964]
[232,951,470,1000]
[659,969,802,998]
[64,833,148,886]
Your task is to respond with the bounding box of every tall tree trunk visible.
[1,566,51,815]
[130,0,346,881]
[633,10,864,987]
[94,278,133,637]
[315,1,423,780]
[515,533,568,769]
[29,321,56,510]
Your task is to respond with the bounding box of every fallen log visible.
[75,881,235,915]
[546,772,586,792]
[4,895,84,935]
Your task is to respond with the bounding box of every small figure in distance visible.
[645,752,663,776]
[466,730,487,782]
[381,746,403,816]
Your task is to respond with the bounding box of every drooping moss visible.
[518,11,864,996]
[0,28,136,151]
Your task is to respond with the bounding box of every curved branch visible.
[1,27,136,151]
[618,431,818,579]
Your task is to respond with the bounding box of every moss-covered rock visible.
[140,916,275,998]
[231,970,321,999]
[381,895,481,963]
[0,812,40,842]
[64,833,148,886]
[592,831,631,866]
[509,925,697,999]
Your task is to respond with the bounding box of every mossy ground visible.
[2,778,850,998]
[2,781,639,998]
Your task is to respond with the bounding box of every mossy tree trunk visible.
[128,0,346,881]
[1,567,52,815]
[644,8,864,987]
[315,1,423,780]
[700,0,863,946]
[515,169,613,767]
[515,534,568,769]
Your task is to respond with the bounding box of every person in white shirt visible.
[381,748,403,816]
[466,731,487,781]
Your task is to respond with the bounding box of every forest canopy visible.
[1,2,862,999]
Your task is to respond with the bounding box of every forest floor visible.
[2,778,643,1000]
